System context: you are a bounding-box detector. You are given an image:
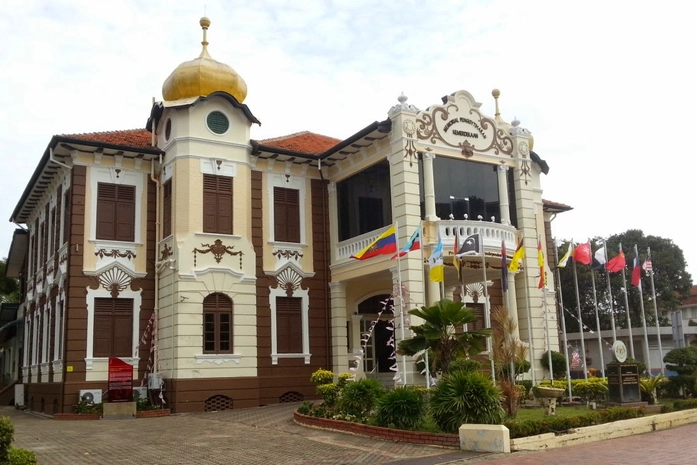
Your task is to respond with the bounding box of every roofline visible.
[10,135,163,223]
[250,119,392,160]
[148,92,261,131]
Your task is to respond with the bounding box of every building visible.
[6,18,560,414]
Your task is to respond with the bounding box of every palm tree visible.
[397,299,491,375]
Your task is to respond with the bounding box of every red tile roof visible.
[542,199,573,212]
[61,129,155,150]
[259,131,341,156]
[683,285,697,306]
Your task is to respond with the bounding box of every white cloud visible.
[1,0,696,281]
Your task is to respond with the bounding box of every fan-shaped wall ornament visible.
[274,266,303,297]
[98,266,133,298]
[465,283,484,303]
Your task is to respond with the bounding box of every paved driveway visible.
[6,404,482,465]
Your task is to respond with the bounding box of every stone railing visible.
[437,220,517,253]
[336,225,392,261]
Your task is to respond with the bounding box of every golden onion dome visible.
[162,17,248,103]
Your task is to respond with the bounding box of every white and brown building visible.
[6,17,563,414]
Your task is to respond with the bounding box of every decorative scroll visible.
[273,249,303,261]
[159,244,173,261]
[95,249,136,260]
[193,239,243,267]
[519,159,532,185]
[98,266,133,298]
[403,119,418,167]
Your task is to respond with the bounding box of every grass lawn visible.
[513,405,593,421]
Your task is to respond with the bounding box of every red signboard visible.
[108,357,133,402]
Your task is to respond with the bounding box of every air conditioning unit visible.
[79,389,103,404]
[133,387,148,401]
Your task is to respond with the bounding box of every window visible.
[96,183,136,242]
[203,293,233,354]
[93,298,133,358]
[276,297,302,353]
[202,175,233,234]
[274,187,300,243]
[54,185,62,252]
[337,161,392,241]
[163,180,172,238]
[206,111,230,135]
[63,188,70,245]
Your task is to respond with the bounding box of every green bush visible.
[504,407,643,438]
[665,374,697,398]
[310,368,335,385]
[72,400,103,414]
[8,447,37,465]
[625,358,647,376]
[574,381,609,403]
[430,370,504,433]
[316,383,340,407]
[673,399,697,411]
[448,358,482,374]
[337,378,385,419]
[541,351,567,379]
[297,401,314,415]
[374,387,426,430]
[0,416,13,464]
[516,380,533,399]
[337,373,353,388]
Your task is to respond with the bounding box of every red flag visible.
[573,242,591,265]
[631,254,641,286]
[606,250,626,273]
[537,239,545,289]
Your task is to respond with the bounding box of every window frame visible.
[202,293,233,354]
[96,182,136,242]
[93,297,134,358]
[202,174,233,235]
[273,186,301,243]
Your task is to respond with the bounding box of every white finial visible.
[511,117,520,127]
[398,93,408,104]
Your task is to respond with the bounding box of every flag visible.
[632,253,642,287]
[350,225,397,260]
[642,258,653,273]
[573,242,591,265]
[606,250,626,273]
[557,241,573,268]
[453,228,461,281]
[429,236,444,283]
[508,239,525,272]
[592,246,606,270]
[537,239,546,289]
[391,226,420,259]
[501,240,508,293]
[570,348,582,369]
[456,233,481,258]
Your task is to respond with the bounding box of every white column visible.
[329,281,348,375]
[497,165,510,224]
[350,314,364,377]
[422,152,439,221]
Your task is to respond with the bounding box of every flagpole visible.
[603,240,618,343]
[590,241,606,380]
[572,257,589,381]
[635,244,651,375]
[419,220,431,385]
[395,220,407,385]
[619,242,635,359]
[481,237,496,383]
[554,241,572,398]
[647,246,665,375]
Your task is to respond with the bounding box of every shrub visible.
[316,383,340,407]
[72,400,103,414]
[0,416,13,463]
[665,374,697,398]
[448,358,482,374]
[673,399,697,411]
[374,387,426,430]
[297,401,314,415]
[516,380,533,399]
[625,358,647,376]
[337,373,353,388]
[430,370,504,433]
[337,378,385,419]
[310,369,335,385]
[663,346,697,375]
[541,351,567,379]
[8,447,37,465]
[504,406,643,438]
[639,374,667,405]
[574,381,608,403]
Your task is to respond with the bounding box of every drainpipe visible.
[49,147,72,171]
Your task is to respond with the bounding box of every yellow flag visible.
[508,239,525,272]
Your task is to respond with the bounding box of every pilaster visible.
[329,281,348,374]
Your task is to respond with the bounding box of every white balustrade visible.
[439,220,517,253]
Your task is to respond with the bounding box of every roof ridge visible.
[61,128,149,137]
[260,130,340,143]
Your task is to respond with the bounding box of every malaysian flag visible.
[570,348,582,368]
[642,258,653,272]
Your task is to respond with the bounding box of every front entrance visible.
[360,319,395,374]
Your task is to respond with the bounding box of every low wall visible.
[512,409,697,451]
[293,412,459,448]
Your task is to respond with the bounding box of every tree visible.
[0,258,19,304]
[397,299,491,375]
[556,230,692,333]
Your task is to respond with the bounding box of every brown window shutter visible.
[96,183,117,240]
[63,188,70,245]
[202,293,233,353]
[217,176,233,234]
[113,299,133,357]
[276,297,290,353]
[163,180,172,237]
[93,298,133,358]
[274,187,300,243]
[55,185,62,251]
[276,297,302,353]
[202,175,233,234]
[115,185,135,242]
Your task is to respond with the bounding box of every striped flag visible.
[429,235,444,283]
[642,258,653,272]
[570,348,582,368]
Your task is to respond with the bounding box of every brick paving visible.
[7,403,697,465]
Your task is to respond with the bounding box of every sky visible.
[1,0,696,280]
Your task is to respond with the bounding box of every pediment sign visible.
[415,90,513,156]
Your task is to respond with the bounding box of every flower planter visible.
[536,387,566,416]
[54,413,101,421]
[136,409,171,418]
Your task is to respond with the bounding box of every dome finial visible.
[200,17,211,56]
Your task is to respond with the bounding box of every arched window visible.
[203,293,233,354]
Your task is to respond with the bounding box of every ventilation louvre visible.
[204,395,233,412]
[279,391,304,403]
